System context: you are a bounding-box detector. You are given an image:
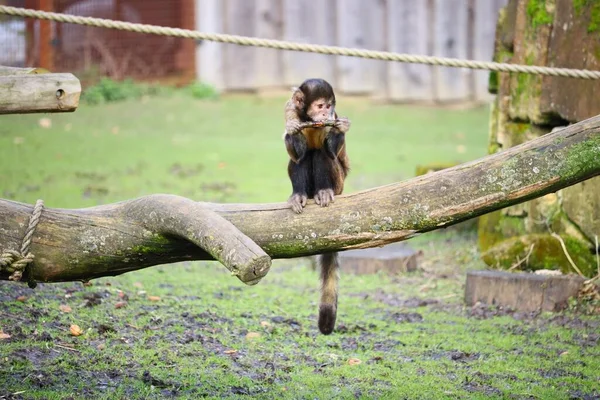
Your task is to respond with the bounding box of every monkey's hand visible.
[334,117,351,133]
[285,120,302,135]
[288,193,308,214]
[314,189,335,207]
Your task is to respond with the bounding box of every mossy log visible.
[1,114,599,286]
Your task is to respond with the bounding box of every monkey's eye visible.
[326,104,331,109]
[317,103,324,109]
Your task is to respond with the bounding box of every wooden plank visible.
[282,0,336,87]
[0,73,81,114]
[195,0,225,90]
[387,0,433,102]
[223,0,256,91]
[465,270,586,313]
[472,0,508,102]
[336,0,371,94]
[336,0,387,96]
[254,0,283,88]
[368,0,389,100]
[433,0,470,102]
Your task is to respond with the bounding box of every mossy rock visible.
[481,233,596,277]
[478,211,527,252]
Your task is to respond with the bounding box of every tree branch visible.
[1,114,599,285]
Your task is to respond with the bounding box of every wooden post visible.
[38,0,54,71]
[177,0,196,84]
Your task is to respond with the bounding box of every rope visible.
[0,199,44,288]
[2,5,600,80]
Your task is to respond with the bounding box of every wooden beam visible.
[0,67,81,114]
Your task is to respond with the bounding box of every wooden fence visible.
[196,0,507,103]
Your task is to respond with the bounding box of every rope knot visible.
[0,250,35,281]
[1,199,44,287]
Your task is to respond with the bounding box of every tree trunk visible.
[1,114,599,286]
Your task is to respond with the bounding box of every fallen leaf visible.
[218,162,227,169]
[147,296,161,302]
[348,358,362,366]
[260,321,271,328]
[114,301,127,309]
[456,144,467,154]
[16,296,27,302]
[59,304,72,313]
[70,324,83,336]
[39,118,52,128]
[97,343,106,350]
[118,291,126,298]
[224,349,237,355]
[133,282,144,288]
[559,351,569,357]
[245,332,261,340]
[111,126,120,135]
[82,281,93,287]
[0,331,11,340]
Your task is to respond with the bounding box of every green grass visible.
[1,93,599,399]
[1,93,489,207]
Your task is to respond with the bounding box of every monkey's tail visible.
[318,252,339,335]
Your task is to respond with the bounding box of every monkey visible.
[282,78,351,335]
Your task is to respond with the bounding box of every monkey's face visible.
[307,97,334,122]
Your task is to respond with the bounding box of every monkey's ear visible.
[292,87,304,110]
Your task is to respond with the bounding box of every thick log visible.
[1,114,599,285]
[0,70,81,114]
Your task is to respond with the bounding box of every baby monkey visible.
[282,78,351,335]
[283,78,351,213]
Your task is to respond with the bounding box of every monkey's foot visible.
[314,189,335,207]
[288,193,308,214]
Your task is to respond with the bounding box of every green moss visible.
[478,211,527,252]
[482,233,596,277]
[488,71,499,94]
[562,135,600,179]
[590,3,600,32]
[488,142,501,154]
[526,0,554,29]
[506,121,531,146]
[574,0,600,33]
[130,245,157,255]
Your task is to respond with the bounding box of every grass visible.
[1,92,489,207]
[1,92,599,399]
